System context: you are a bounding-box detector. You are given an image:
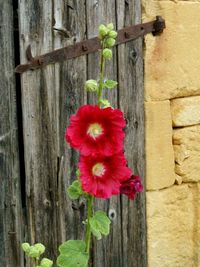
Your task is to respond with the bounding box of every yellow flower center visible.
[87,123,103,139]
[92,163,105,177]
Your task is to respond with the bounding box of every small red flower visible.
[120,175,143,200]
[78,153,132,199]
[66,105,126,156]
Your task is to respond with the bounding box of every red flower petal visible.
[78,153,132,199]
[120,175,143,200]
[65,105,126,156]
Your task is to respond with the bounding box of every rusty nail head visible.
[37,58,43,65]
[153,16,165,36]
[82,44,88,51]
[125,31,130,38]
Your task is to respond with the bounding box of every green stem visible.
[35,258,39,267]
[85,196,94,255]
[98,41,106,106]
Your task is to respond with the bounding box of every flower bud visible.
[85,80,98,92]
[102,49,112,60]
[107,23,114,30]
[28,246,40,258]
[105,38,115,48]
[21,243,30,253]
[40,258,53,267]
[34,243,45,255]
[108,30,117,39]
[98,24,109,38]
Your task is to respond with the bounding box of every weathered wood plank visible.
[117,1,147,266]
[0,1,23,266]
[19,0,59,264]
[86,1,124,266]
[18,1,146,266]
[19,0,87,265]
[54,0,87,243]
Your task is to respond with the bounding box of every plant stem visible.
[98,41,106,106]
[85,195,94,255]
[35,258,39,267]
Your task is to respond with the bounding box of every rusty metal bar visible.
[15,16,165,73]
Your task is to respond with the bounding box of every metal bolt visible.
[124,31,130,39]
[82,44,88,52]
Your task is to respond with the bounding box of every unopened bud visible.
[107,23,114,30]
[98,24,109,38]
[28,246,40,258]
[102,49,112,60]
[21,243,30,253]
[85,80,98,92]
[34,243,45,255]
[105,38,115,48]
[108,30,117,39]
[40,258,53,267]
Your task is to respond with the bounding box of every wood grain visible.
[0,1,23,266]
[16,0,146,266]
[117,1,147,266]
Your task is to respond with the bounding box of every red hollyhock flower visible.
[66,105,126,156]
[78,153,132,199]
[120,175,143,200]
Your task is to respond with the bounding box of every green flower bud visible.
[107,23,114,30]
[108,30,117,39]
[85,80,98,92]
[21,243,30,254]
[102,49,112,60]
[105,38,115,48]
[40,258,53,267]
[34,243,45,255]
[98,24,109,38]
[28,246,40,258]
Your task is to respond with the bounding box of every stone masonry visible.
[143,1,200,266]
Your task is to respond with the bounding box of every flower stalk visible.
[98,41,106,106]
[85,195,94,255]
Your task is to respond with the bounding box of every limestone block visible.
[171,96,200,127]
[145,100,175,190]
[173,125,200,182]
[147,183,200,267]
[142,1,200,100]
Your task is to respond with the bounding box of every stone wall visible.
[142,1,200,266]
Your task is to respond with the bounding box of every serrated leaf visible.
[57,240,89,267]
[89,211,111,240]
[104,80,118,89]
[67,180,83,200]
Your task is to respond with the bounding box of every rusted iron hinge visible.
[15,16,165,73]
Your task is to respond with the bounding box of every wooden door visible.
[1,1,146,266]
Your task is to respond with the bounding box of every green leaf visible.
[57,240,89,267]
[89,211,111,240]
[34,243,45,255]
[104,80,118,89]
[40,258,53,267]
[99,99,111,108]
[67,180,83,200]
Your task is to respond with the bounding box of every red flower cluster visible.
[65,105,143,199]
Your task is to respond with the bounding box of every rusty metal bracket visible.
[15,16,165,73]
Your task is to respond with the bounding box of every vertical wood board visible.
[0,1,23,266]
